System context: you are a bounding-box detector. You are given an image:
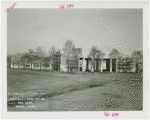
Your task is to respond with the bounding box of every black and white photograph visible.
[1,1,149,119]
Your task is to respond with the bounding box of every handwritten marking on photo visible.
[59,4,74,9]
[104,112,119,117]
[4,3,17,12]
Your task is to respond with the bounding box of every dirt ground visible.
[7,69,143,111]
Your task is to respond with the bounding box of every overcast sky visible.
[7,9,142,57]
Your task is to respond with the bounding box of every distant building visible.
[7,56,11,68]
[8,50,142,73]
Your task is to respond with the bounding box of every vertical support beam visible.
[96,59,99,71]
[116,58,118,73]
[80,58,83,72]
[86,59,88,72]
[88,59,90,71]
[82,58,83,72]
[93,59,95,72]
[86,59,88,71]
[99,59,101,72]
[83,58,84,71]
[95,59,96,71]
[89,60,92,71]
[100,58,103,72]
[83,58,86,72]
[97,59,99,71]
[87,59,89,72]
[110,58,112,72]
[91,58,94,72]
[90,59,91,71]
[78,58,80,72]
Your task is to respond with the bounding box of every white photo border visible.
[1,1,149,119]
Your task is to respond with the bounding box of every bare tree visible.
[36,46,45,71]
[15,53,22,69]
[108,49,120,59]
[25,49,35,70]
[20,53,27,69]
[62,40,75,72]
[71,48,82,71]
[88,46,105,71]
[131,51,143,73]
[120,53,132,72]
[42,56,50,70]
[7,54,12,68]
[48,46,56,71]
[109,49,123,72]
[11,54,17,69]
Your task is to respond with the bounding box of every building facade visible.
[8,49,142,73]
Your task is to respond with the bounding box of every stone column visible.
[110,58,112,72]
[86,59,88,71]
[100,58,103,72]
[78,58,80,72]
[96,59,99,71]
[98,59,101,71]
[91,58,94,72]
[82,58,83,71]
[116,58,118,73]
[81,58,84,72]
